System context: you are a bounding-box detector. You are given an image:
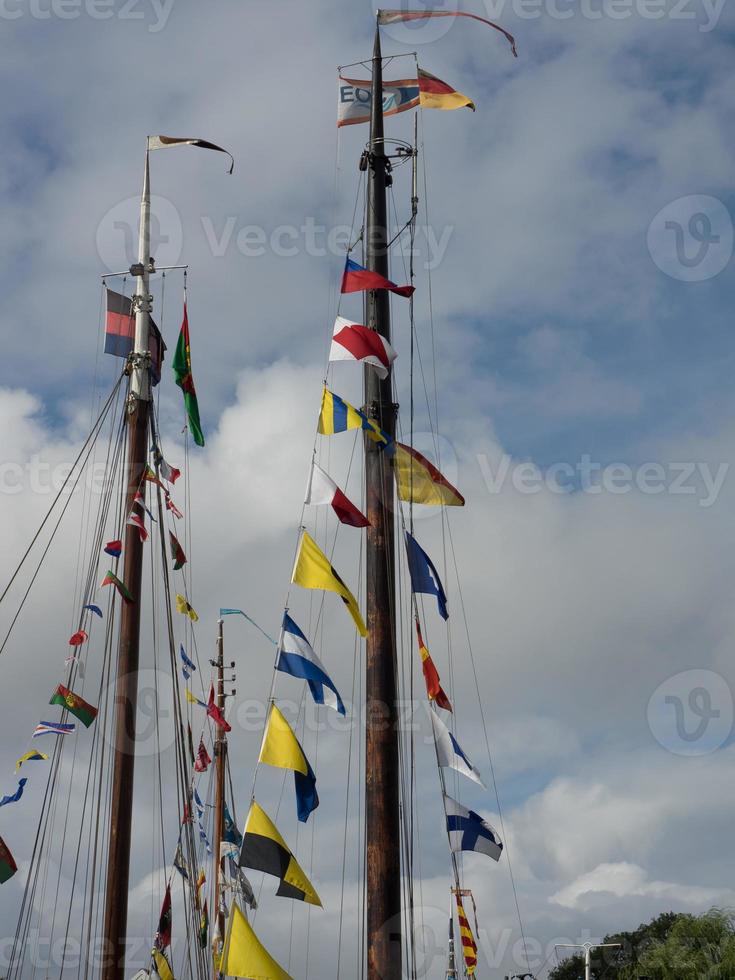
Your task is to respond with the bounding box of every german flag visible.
[418,68,475,112]
[240,799,322,907]
[456,894,478,975]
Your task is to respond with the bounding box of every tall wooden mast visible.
[364,22,402,980]
[101,149,153,980]
[212,618,227,951]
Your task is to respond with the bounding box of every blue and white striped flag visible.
[277,613,345,715]
[33,721,75,738]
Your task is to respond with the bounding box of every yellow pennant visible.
[222,903,292,979]
[176,593,199,622]
[291,531,366,637]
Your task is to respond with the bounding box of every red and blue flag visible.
[340,258,414,298]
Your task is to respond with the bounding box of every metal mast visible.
[447,904,458,980]
[101,149,153,980]
[364,22,402,980]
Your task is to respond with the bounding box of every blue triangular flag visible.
[0,778,27,808]
[405,531,448,620]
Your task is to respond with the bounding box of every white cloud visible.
[1,2,734,975]
[551,861,735,911]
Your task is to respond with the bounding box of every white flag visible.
[430,710,485,787]
[444,793,503,861]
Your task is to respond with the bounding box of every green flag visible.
[173,303,205,447]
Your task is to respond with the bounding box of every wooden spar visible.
[212,618,227,950]
[101,149,152,980]
[364,22,402,980]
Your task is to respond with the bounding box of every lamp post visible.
[555,942,622,980]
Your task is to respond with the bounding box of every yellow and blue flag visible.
[259,704,319,823]
[318,387,391,446]
[15,750,48,772]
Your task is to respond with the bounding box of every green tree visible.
[548,909,735,980]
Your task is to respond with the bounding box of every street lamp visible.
[555,942,622,980]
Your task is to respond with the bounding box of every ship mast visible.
[101,149,153,980]
[364,22,402,980]
[212,618,227,953]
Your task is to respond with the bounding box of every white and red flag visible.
[329,316,397,380]
[127,510,149,543]
[194,738,212,773]
[306,462,370,528]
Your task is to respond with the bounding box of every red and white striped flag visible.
[329,316,397,380]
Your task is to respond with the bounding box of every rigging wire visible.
[0,371,127,625]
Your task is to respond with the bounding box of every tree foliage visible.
[548,908,735,979]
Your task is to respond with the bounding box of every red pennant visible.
[206,685,231,732]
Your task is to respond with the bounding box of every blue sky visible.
[0,0,734,976]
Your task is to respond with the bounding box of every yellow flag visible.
[243,800,322,907]
[15,750,48,772]
[176,593,199,621]
[222,903,293,980]
[152,949,174,980]
[391,442,465,506]
[291,531,367,637]
[258,704,319,823]
[259,705,308,776]
[185,688,202,706]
